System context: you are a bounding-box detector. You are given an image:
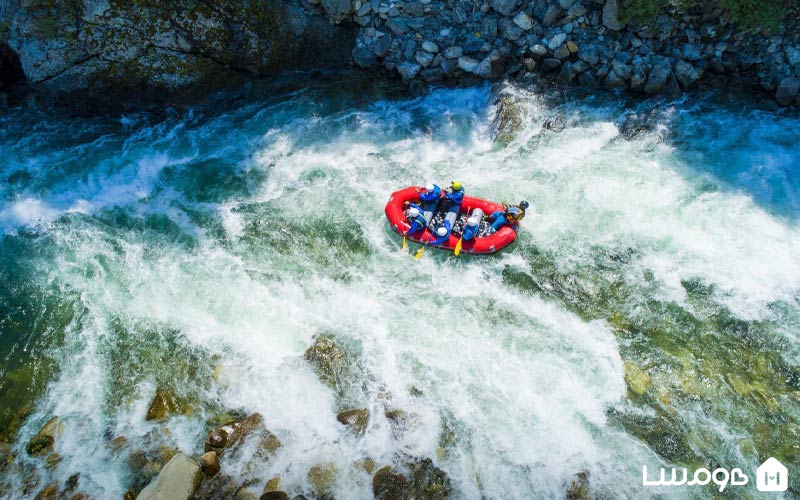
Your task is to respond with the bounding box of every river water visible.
[1,74,798,499]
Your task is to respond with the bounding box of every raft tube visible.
[385,186,517,254]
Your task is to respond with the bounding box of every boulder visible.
[530,44,548,58]
[26,417,63,457]
[260,493,289,500]
[421,41,439,53]
[775,77,800,106]
[136,453,201,500]
[602,0,623,31]
[443,46,463,59]
[612,60,631,80]
[204,414,264,454]
[337,409,370,435]
[566,471,590,499]
[491,0,518,16]
[624,361,652,396]
[304,335,351,390]
[146,389,180,421]
[458,56,480,73]
[415,51,434,67]
[512,12,533,31]
[644,58,672,95]
[674,60,702,88]
[397,61,421,80]
[373,466,409,500]
[199,451,220,477]
[320,0,353,23]
[542,4,563,27]
[308,463,337,497]
[548,34,567,51]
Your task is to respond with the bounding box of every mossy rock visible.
[566,471,590,499]
[259,492,289,500]
[624,361,651,396]
[336,408,369,435]
[145,388,180,421]
[492,95,524,143]
[304,334,351,390]
[204,413,264,454]
[308,462,337,497]
[408,458,451,500]
[33,484,58,500]
[355,458,376,475]
[373,466,409,500]
[26,435,54,457]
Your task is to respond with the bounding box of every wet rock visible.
[321,0,353,23]
[355,458,377,474]
[415,51,435,68]
[257,431,283,456]
[513,12,533,31]
[204,414,264,455]
[644,58,672,95]
[373,466,409,500]
[566,41,579,55]
[44,452,61,468]
[775,77,800,106]
[674,60,702,88]
[193,474,240,500]
[611,60,631,80]
[492,94,523,142]
[602,0,623,31]
[491,0,518,16]
[305,335,352,390]
[337,408,370,435]
[566,471,590,499]
[199,451,220,477]
[554,45,571,60]
[397,61,421,80]
[308,462,337,497]
[624,361,652,396]
[260,492,289,500]
[263,476,281,492]
[543,58,562,69]
[26,417,63,457]
[443,46,463,59]
[146,388,180,421]
[530,44,548,58]
[33,484,58,500]
[682,43,702,62]
[422,41,439,53]
[458,56,480,73]
[408,458,451,500]
[542,4,563,27]
[136,453,201,500]
[384,409,409,428]
[386,18,409,34]
[548,34,567,51]
[353,45,379,69]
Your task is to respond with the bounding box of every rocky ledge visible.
[1,0,798,110]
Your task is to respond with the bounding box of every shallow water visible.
[1,75,798,499]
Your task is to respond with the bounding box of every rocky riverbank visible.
[1,0,799,111]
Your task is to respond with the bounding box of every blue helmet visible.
[520,200,530,209]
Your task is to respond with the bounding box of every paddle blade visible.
[414,246,425,260]
[454,237,463,256]
[402,235,407,250]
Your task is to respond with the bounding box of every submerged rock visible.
[373,458,451,500]
[492,94,524,143]
[308,462,338,497]
[199,451,220,477]
[136,453,201,500]
[566,470,590,499]
[146,388,180,421]
[304,334,352,391]
[373,466,409,500]
[337,409,370,435]
[624,361,652,396]
[775,77,800,106]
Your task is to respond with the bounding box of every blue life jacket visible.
[431,221,451,245]
[462,223,479,241]
[446,187,464,205]
[406,203,427,234]
[419,185,442,202]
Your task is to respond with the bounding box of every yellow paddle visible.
[402,234,407,250]
[454,207,471,257]
[414,245,425,260]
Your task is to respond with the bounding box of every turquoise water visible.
[1,76,799,498]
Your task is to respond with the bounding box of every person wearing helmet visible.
[461,215,480,241]
[430,224,451,246]
[419,183,442,205]
[404,203,427,235]
[445,181,465,207]
[489,200,529,232]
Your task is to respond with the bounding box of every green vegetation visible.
[620,0,792,31]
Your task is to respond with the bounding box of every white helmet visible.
[436,227,448,237]
[408,207,420,218]
[425,183,435,191]
[467,216,479,226]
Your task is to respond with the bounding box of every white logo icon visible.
[757,457,788,492]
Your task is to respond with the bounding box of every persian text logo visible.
[642,465,749,492]
[756,457,788,492]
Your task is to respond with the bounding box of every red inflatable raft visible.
[385,186,518,254]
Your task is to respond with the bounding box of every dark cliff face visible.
[0,0,356,112]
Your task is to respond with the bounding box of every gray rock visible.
[386,18,408,34]
[373,34,392,57]
[500,19,525,41]
[602,0,623,31]
[513,12,533,30]
[548,33,567,51]
[530,44,548,57]
[579,70,597,88]
[440,58,459,77]
[452,7,468,24]
[481,16,499,41]
[421,41,439,53]
[557,0,575,9]
[543,58,562,69]
[775,77,800,106]
[554,45,571,59]
[444,46,463,59]
[458,56,480,73]
[644,58,672,95]
[605,69,626,88]
[397,61,421,80]
[321,0,353,23]
[404,1,425,16]
[785,46,800,68]
[136,453,201,500]
[415,50,434,67]
[630,66,648,91]
[542,4,563,27]
[682,43,701,62]
[352,45,378,68]
[611,60,631,80]
[579,47,599,65]
[674,60,702,88]
[491,0,518,16]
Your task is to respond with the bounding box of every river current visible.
[1,74,798,499]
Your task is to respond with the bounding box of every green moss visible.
[620,0,791,31]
